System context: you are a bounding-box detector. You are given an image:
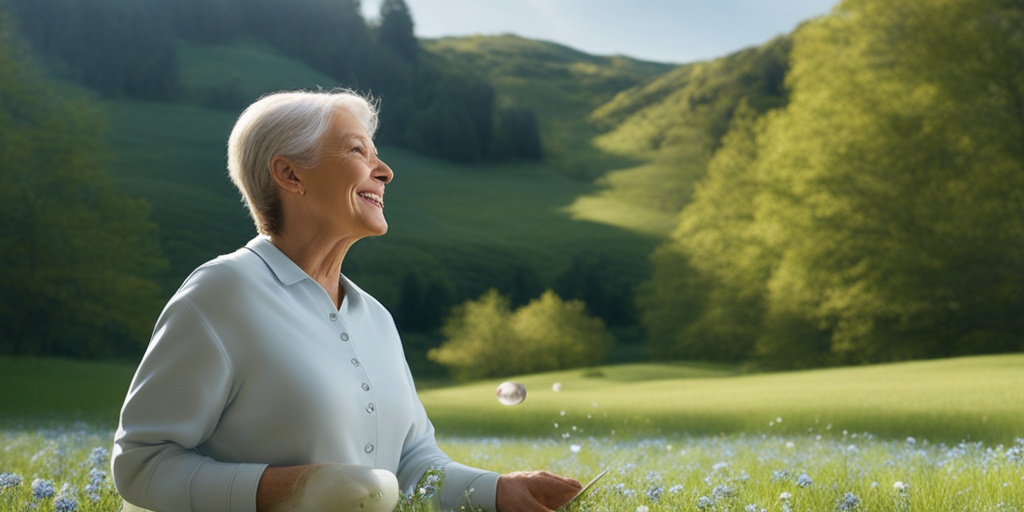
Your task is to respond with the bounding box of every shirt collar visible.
[245,235,310,286]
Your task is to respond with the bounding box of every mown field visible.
[1,355,1022,510]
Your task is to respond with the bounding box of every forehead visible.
[329,108,371,142]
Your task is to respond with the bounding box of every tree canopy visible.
[0,11,166,358]
[639,0,1024,367]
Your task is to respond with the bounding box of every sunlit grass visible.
[421,355,1024,444]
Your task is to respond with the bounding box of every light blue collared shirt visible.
[113,236,498,512]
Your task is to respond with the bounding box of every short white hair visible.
[227,89,379,235]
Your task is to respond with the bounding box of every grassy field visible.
[421,354,1024,445]
[1,355,1022,510]
[3,354,1021,444]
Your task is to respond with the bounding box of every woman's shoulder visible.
[173,246,269,303]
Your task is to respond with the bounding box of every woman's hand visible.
[496,470,582,512]
[257,463,399,512]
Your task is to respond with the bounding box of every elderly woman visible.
[112,90,582,512]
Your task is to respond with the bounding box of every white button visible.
[350,358,360,367]
[329,313,338,321]
[361,383,370,391]
[364,443,374,453]
[366,403,375,413]
[340,332,350,341]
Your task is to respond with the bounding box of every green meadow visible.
[2,355,1022,510]
[3,354,1021,444]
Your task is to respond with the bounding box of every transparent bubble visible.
[495,381,526,406]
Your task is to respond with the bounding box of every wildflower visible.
[906,437,916,445]
[1007,438,1024,464]
[771,469,790,481]
[893,481,910,493]
[779,491,792,501]
[31,479,56,500]
[712,484,734,500]
[88,447,110,468]
[53,494,78,512]
[836,492,860,510]
[636,507,649,512]
[645,486,663,502]
[0,472,22,491]
[696,495,714,510]
[552,382,562,392]
[745,505,766,512]
[570,444,581,453]
[796,473,814,488]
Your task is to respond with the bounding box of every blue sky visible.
[361,0,839,64]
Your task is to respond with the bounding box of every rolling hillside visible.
[103,34,794,314]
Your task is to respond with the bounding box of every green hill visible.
[102,35,796,310]
[101,36,685,307]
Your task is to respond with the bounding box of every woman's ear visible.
[270,156,305,196]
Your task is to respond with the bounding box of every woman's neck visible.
[269,230,356,309]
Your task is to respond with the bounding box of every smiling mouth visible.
[358,192,384,209]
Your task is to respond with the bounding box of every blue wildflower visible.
[53,494,78,512]
[0,472,23,491]
[836,492,860,511]
[645,486,663,502]
[712,484,734,500]
[796,473,814,488]
[696,495,714,510]
[88,447,110,468]
[31,478,56,500]
[1007,438,1024,464]
[771,469,790,481]
[745,506,766,512]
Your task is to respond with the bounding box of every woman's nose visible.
[374,160,394,184]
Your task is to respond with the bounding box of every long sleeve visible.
[112,297,267,512]
[393,359,499,511]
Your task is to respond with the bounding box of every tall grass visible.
[2,427,1021,511]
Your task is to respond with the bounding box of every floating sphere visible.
[496,381,527,406]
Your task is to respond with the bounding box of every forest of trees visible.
[0,9,166,358]
[638,0,1024,368]
[0,0,544,162]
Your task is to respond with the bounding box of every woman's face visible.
[297,109,394,239]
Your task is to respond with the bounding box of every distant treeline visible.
[0,0,541,163]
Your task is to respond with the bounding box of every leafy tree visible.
[429,290,612,380]
[637,104,773,362]
[0,11,166,358]
[428,290,516,380]
[375,0,418,63]
[752,0,1024,363]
